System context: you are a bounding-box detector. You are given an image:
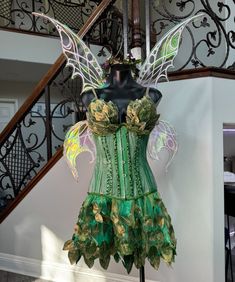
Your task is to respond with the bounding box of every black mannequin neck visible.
[107,64,136,87]
[82,63,162,122]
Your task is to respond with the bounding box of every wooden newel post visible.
[132,0,141,48]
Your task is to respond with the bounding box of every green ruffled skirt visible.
[63,191,176,273]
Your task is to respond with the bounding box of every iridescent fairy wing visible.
[33,13,105,92]
[148,120,178,170]
[137,14,203,88]
[63,121,96,181]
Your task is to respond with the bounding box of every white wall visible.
[1,76,235,282]
[0,80,36,108]
[0,30,61,64]
[155,77,215,282]
[211,78,235,282]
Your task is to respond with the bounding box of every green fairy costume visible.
[63,94,176,272]
[34,11,203,274]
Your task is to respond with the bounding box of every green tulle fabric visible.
[63,191,176,273]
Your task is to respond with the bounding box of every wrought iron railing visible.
[0,0,114,221]
[0,67,83,208]
[0,0,101,33]
[1,1,235,70]
[0,0,125,55]
[151,0,235,70]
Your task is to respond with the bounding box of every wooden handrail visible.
[168,67,235,82]
[0,0,112,145]
[168,67,235,81]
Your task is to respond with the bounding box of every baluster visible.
[131,0,141,48]
[131,0,141,60]
[45,86,52,161]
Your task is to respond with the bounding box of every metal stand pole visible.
[140,266,145,282]
[227,215,234,282]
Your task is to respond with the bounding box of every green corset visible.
[89,126,157,198]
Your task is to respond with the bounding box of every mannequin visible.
[82,64,162,122]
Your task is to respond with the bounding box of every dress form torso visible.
[82,64,162,122]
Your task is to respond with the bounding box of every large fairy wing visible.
[63,121,96,181]
[137,14,203,88]
[148,120,178,170]
[33,13,105,92]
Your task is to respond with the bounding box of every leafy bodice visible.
[87,96,159,135]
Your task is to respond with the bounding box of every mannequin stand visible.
[140,266,145,282]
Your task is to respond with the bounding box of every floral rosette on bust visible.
[87,99,119,135]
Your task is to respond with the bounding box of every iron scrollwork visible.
[0,66,85,212]
[151,0,235,70]
[0,124,40,207]
[0,0,100,34]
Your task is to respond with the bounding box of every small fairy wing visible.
[148,120,178,170]
[33,13,105,92]
[137,14,203,88]
[63,121,96,181]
